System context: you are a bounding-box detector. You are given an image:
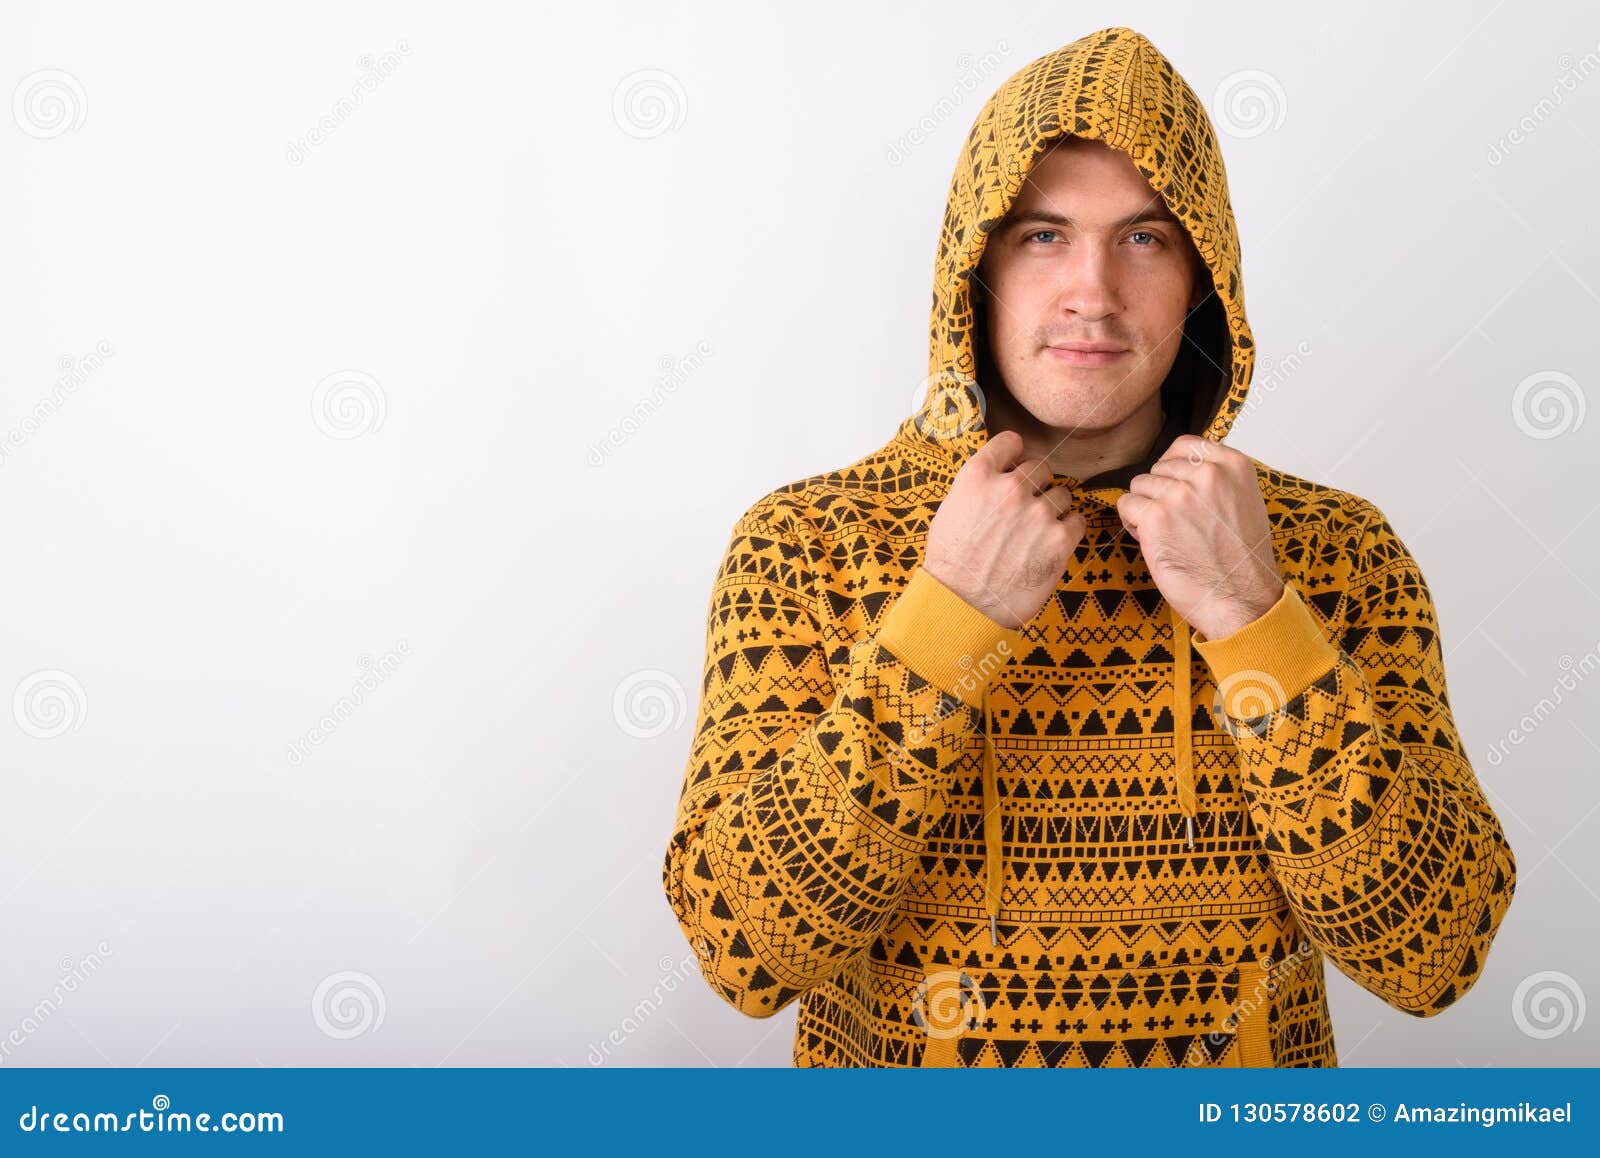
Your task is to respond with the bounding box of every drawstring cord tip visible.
[989,913,998,947]
[1185,815,1194,850]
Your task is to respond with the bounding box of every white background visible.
[1,0,1595,1066]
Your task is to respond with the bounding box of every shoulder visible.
[728,425,922,545]
[1242,453,1386,547]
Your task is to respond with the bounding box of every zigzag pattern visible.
[661,27,1515,1066]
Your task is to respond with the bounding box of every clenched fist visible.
[921,429,1087,629]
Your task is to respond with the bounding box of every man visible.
[662,27,1516,1068]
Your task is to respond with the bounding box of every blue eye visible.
[1026,229,1059,244]
[1128,230,1159,246]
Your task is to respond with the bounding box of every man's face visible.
[974,136,1208,434]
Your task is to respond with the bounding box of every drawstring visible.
[974,601,1197,953]
[1170,602,1197,851]
[980,681,1002,947]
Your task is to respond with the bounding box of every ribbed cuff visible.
[877,567,1024,709]
[1191,582,1341,706]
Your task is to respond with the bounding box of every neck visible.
[986,387,1167,481]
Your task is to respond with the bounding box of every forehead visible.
[1011,137,1175,216]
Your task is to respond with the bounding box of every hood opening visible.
[970,275,1232,492]
[897,27,1258,959]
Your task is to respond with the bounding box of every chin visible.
[1013,381,1129,425]
[1013,398,1113,434]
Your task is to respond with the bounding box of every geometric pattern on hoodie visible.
[662,26,1517,1067]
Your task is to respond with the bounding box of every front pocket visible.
[1225,957,1278,1067]
[915,961,1259,1067]
[910,967,983,1068]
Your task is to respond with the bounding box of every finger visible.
[1128,471,1171,497]
[973,428,1025,472]
[1010,457,1054,494]
[1116,491,1153,539]
[1038,485,1077,520]
[1147,455,1199,481]
[1157,434,1214,467]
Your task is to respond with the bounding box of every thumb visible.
[1114,493,1142,541]
[973,427,1023,472]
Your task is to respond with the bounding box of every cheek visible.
[992,269,1065,328]
[1125,266,1198,338]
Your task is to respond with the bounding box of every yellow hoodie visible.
[662,26,1516,1068]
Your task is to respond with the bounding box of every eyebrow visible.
[1001,204,1183,231]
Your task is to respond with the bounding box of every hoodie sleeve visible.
[1190,500,1517,1017]
[662,509,1023,1019]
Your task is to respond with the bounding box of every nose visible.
[1056,239,1122,322]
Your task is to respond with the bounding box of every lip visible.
[1045,343,1129,367]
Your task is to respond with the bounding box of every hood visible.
[893,27,1257,949]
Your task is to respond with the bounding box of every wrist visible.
[1194,577,1285,641]
[920,560,1017,629]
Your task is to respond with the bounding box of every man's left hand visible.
[1114,435,1285,641]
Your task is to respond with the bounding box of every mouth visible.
[1045,343,1129,367]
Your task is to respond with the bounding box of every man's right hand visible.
[922,428,1087,629]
